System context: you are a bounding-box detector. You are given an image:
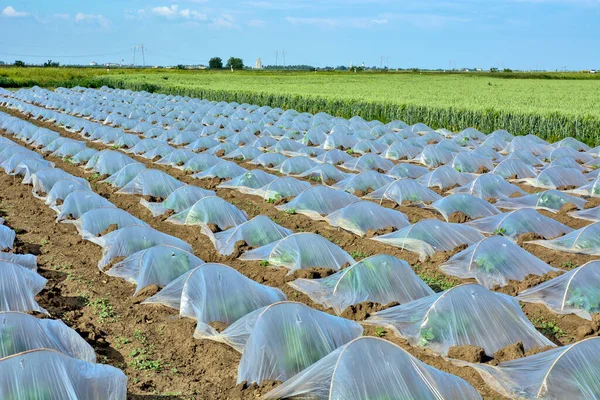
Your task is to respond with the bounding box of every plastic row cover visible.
[366,283,554,356]
[0,261,47,314]
[144,263,286,338]
[263,337,482,400]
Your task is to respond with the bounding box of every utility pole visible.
[275,50,278,67]
[140,44,145,67]
[386,56,390,69]
[282,49,286,67]
[132,46,136,66]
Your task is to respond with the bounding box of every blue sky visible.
[0,0,598,70]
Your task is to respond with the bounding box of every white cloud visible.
[210,14,236,29]
[53,13,70,19]
[75,12,110,28]
[2,6,29,17]
[152,5,207,21]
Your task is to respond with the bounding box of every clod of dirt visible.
[492,342,525,363]
[324,178,337,186]
[134,284,160,299]
[142,195,164,203]
[340,301,399,321]
[230,240,250,258]
[233,381,281,399]
[206,223,221,233]
[365,227,396,238]
[290,268,336,280]
[208,321,229,333]
[476,166,490,174]
[215,150,225,157]
[525,345,557,357]
[559,202,579,214]
[517,232,543,244]
[576,324,594,339]
[100,224,119,237]
[448,345,486,363]
[448,211,471,223]
[556,185,577,191]
[509,191,523,198]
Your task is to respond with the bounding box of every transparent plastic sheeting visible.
[262,337,482,400]
[0,261,47,314]
[70,207,148,240]
[240,233,356,273]
[107,245,205,294]
[216,169,277,193]
[207,215,293,255]
[0,225,15,250]
[365,179,442,205]
[102,163,146,188]
[31,168,87,198]
[518,261,600,320]
[85,150,135,175]
[139,185,215,217]
[215,302,363,384]
[91,225,193,270]
[366,283,554,356]
[528,222,600,255]
[325,200,409,236]
[276,186,360,220]
[289,255,434,315]
[55,191,115,221]
[0,349,127,400]
[372,219,484,261]
[45,178,91,207]
[457,337,600,399]
[495,190,587,212]
[450,174,525,199]
[430,194,500,221]
[440,236,558,288]
[492,158,537,179]
[144,264,286,339]
[569,206,600,222]
[0,312,95,361]
[417,165,475,190]
[116,169,184,198]
[520,165,589,190]
[466,209,572,239]
[166,196,248,231]
[0,252,37,271]
[251,176,311,201]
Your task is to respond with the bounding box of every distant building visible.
[89,62,98,66]
[255,57,262,69]
[591,70,597,74]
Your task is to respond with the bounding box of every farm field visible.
[2,67,600,144]
[1,85,600,398]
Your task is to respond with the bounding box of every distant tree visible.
[503,68,513,73]
[209,57,223,69]
[226,57,244,70]
[334,65,347,71]
[176,64,186,70]
[14,60,26,67]
[0,61,5,65]
[43,60,59,67]
[490,67,498,73]
[410,68,419,72]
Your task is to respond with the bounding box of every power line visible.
[0,50,129,58]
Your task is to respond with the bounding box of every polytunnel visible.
[440,236,557,288]
[180,154,221,173]
[192,160,247,180]
[0,261,47,314]
[172,131,199,146]
[430,193,500,221]
[41,137,74,153]
[315,149,353,165]
[222,146,263,162]
[341,154,394,173]
[128,138,166,155]
[297,164,350,185]
[276,186,359,219]
[240,233,355,273]
[322,131,359,150]
[274,156,318,175]
[383,141,422,160]
[207,215,292,255]
[140,185,215,217]
[331,170,394,195]
[1,151,42,174]
[413,144,455,168]
[386,163,429,179]
[550,156,587,172]
[155,148,196,167]
[521,166,588,190]
[506,149,544,167]
[325,200,410,236]
[352,139,387,154]
[0,349,127,400]
[289,254,433,315]
[458,337,600,399]
[251,176,311,201]
[116,169,185,199]
[451,151,494,173]
[252,136,278,149]
[221,302,363,383]
[186,137,219,152]
[92,225,193,270]
[0,312,95,361]
[0,224,15,250]
[71,147,99,164]
[248,152,287,168]
[140,144,175,161]
[471,145,503,162]
[144,263,286,338]
[492,158,538,179]
[528,222,600,255]
[166,196,248,231]
[570,176,600,197]
[71,207,148,240]
[518,260,600,320]
[107,245,204,294]
[55,190,115,221]
[51,141,86,159]
[505,135,552,155]
[495,190,586,212]
[372,219,485,260]
[0,252,37,271]
[263,336,482,400]
[366,178,442,205]
[101,162,146,188]
[217,169,277,193]
[85,150,136,176]
[366,283,554,356]
[450,174,525,199]
[545,146,594,164]
[30,168,86,198]
[417,165,475,190]
[466,208,572,239]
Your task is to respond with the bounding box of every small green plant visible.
[87,173,101,181]
[349,250,369,260]
[259,260,269,267]
[133,329,147,345]
[89,298,117,323]
[52,263,73,271]
[562,261,578,269]
[266,193,282,204]
[375,327,386,337]
[40,238,50,246]
[345,149,355,155]
[285,208,296,214]
[454,166,462,172]
[532,315,566,338]
[62,156,75,164]
[129,346,163,372]
[114,337,131,349]
[493,227,507,235]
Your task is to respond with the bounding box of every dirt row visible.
[1,104,600,398]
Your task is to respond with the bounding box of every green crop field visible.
[2,67,600,144]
